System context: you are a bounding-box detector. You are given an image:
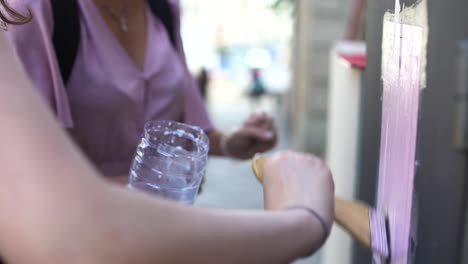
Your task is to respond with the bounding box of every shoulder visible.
[5,0,54,41]
[9,0,53,27]
[9,0,51,13]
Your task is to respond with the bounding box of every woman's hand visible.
[261,151,335,229]
[223,113,277,159]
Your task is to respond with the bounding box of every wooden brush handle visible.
[334,197,371,248]
[252,155,372,249]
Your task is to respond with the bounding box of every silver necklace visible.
[102,0,129,33]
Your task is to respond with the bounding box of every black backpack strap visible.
[51,0,80,85]
[147,0,176,48]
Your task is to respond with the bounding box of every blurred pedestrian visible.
[249,68,267,99]
[196,67,209,100]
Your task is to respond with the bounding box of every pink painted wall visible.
[376,21,423,264]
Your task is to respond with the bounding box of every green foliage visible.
[269,0,294,15]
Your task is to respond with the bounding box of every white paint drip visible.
[383,0,428,89]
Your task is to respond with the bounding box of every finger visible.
[246,111,270,123]
[250,141,276,154]
[253,117,276,139]
[245,112,263,125]
[260,116,274,130]
[237,126,274,141]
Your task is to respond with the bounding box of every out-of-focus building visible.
[180,0,292,78]
[289,0,352,155]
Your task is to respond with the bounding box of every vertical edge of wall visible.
[289,0,353,156]
[352,0,395,263]
[322,44,363,264]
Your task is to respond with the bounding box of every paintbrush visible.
[251,154,390,259]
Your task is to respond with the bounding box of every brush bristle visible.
[369,209,390,259]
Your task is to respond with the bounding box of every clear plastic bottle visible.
[128,120,209,204]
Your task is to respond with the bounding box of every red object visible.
[335,41,366,69]
[339,53,367,69]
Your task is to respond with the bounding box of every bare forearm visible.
[106,193,320,264]
[1,181,323,264]
[41,187,322,264]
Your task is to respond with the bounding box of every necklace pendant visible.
[120,17,128,33]
[102,1,129,33]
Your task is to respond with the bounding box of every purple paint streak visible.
[374,21,423,264]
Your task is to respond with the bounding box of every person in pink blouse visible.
[5,0,277,180]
